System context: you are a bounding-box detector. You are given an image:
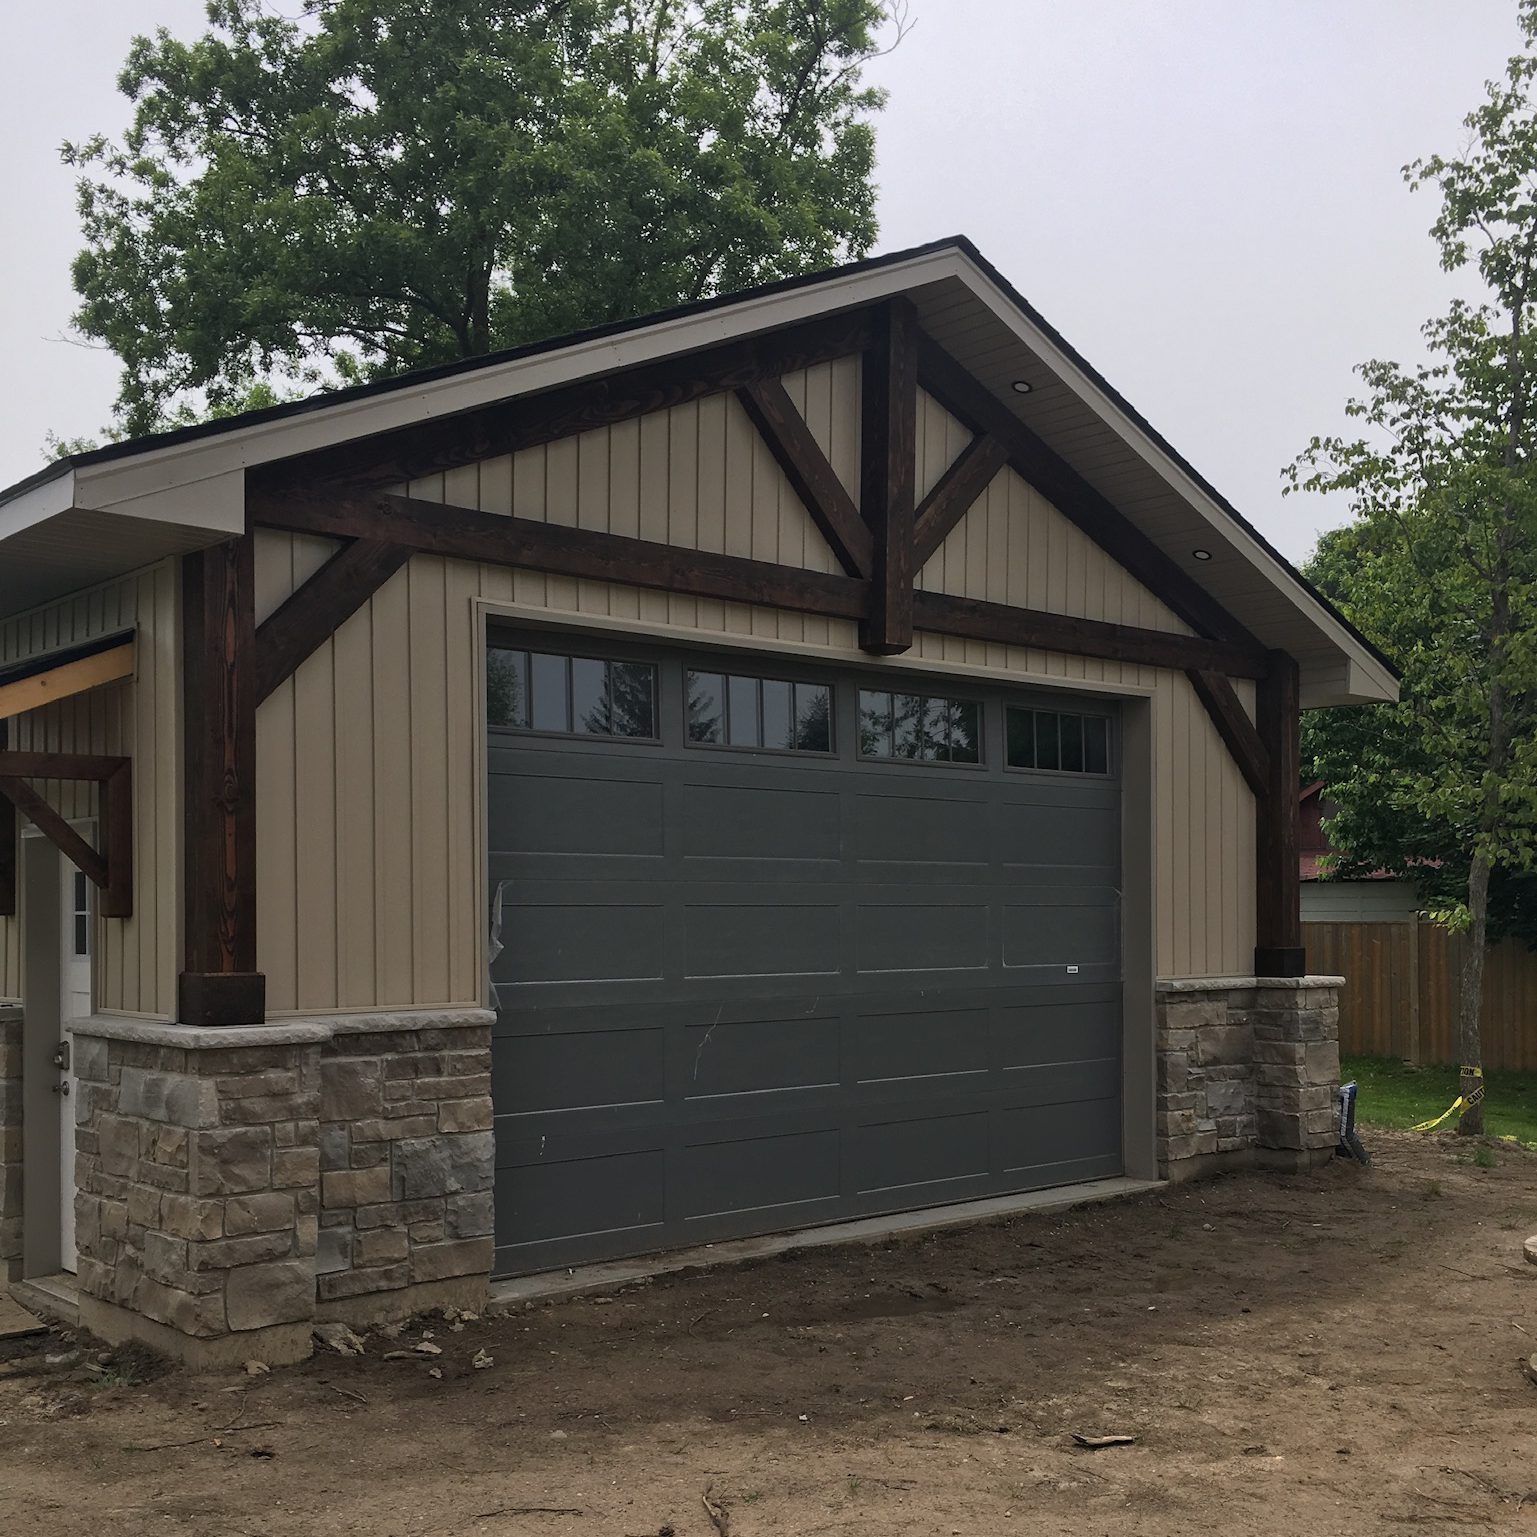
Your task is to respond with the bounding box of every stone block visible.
[321,1059,382,1122]
[350,1141,391,1169]
[354,1228,408,1267]
[351,1115,439,1143]
[318,1262,409,1301]
[438,1098,493,1133]
[322,1164,393,1208]
[142,1229,190,1285]
[393,1132,494,1201]
[295,1214,318,1257]
[220,1092,321,1126]
[409,1218,446,1245]
[98,1114,141,1177]
[225,1192,296,1236]
[126,1184,163,1230]
[226,1259,315,1331]
[410,1237,493,1284]
[319,1124,350,1171]
[1256,1107,1306,1151]
[316,1227,353,1275]
[216,1069,301,1100]
[188,1230,298,1271]
[192,1125,273,1196]
[160,1194,225,1241]
[1156,1052,1189,1092]
[272,1146,320,1189]
[445,1190,494,1238]
[74,1035,110,1083]
[1305,1039,1340,1086]
[118,1067,220,1128]
[1196,1024,1252,1066]
[354,1198,442,1230]
[1204,1078,1251,1118]
[143,1124,189,1166]
[135,1276,227,1338]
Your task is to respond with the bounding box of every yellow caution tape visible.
[1412,1066,1484,1131]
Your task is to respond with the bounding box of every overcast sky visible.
[0,1,1524,560]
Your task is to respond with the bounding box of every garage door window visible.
[1006,707,1110,775]
[488,646,657,739]
[687,670,833,754]
[858,690,981,764]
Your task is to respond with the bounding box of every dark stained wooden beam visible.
[0,776,109,892]
[180,538,264,1026]
[912,592,1267,679]
[859,298,919,655]
[1186,668,1270,798]
[1254,650,1304,977]
[0,750,130,782]
[251,486,1271,679]
[912,434,1009,568]
[735,378,872,578]
[252,308,879,495]
[101,761,133,920]
[0,722,13,918]
[254,538,411,705]
[916,334,1265,658]
[249,486,870,621]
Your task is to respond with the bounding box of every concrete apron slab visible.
[0,1289,49,1340]
[487,1175,1164,1312]
[9,1274,78,1330]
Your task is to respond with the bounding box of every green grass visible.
[1342,1055,1537,1146]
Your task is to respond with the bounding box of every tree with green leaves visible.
[65,0,907,438]
[1288,6,1537,1135]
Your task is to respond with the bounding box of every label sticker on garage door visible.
[1066,965,1080,973]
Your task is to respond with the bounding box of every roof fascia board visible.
[945,251,1398,703]
[0,469,75,544]
[67,250,966,512]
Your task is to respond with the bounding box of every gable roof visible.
[0,235,1396,706]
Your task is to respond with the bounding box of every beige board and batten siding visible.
[253,359,1255,1013]
[0,560,179,1017]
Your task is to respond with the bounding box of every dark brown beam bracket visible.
[250,487,1270,680]
[736,378,872,579]
[1254,651,1304,978]
[912,434,1009,568]
[181,537,264,1026]
[254,308,879,495]
[859,297,919,654]
[0,747,133,918]
[254,537,411,705]
[0,721,11,918]
[915,334,1265,659]
[1186,668,1270,797]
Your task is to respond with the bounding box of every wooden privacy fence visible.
[1305,920,1537,1070]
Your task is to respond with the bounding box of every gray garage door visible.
[486,632,1123,1276]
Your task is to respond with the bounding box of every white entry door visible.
[57,859,91,1272]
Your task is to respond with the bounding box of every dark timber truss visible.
[175,298,1305,1022]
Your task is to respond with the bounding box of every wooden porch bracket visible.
[735,378,873,579]
[859,297,919,655]
[254,537,411,705]
[912,434,1009,568]
[1254,651,1304,977]
[1186,669,1270,797]
[0,748,133,918]
[249,489,1268,680]
[180,537,264,1026]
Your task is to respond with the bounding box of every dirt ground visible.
[4,1131,1537,1536]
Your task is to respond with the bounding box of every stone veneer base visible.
[67,1008,494,1367]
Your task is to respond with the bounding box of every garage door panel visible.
[498,900,666,985]
[681,1014,842,1098]
[684,901,844,979]
[850,1111,993,1195]
[489,641,1125,1276]
[680,782,842,862]
[850,791,991,868]
[676,1128,841,1218]
[851,1004,991,1083]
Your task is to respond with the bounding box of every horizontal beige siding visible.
[0,561,179,1017]
[256,363,1256,1011]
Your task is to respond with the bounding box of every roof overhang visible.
[0,239,1396,705]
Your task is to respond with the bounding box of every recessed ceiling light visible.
[1010,379,1033,395]
[1192,548,1213,561]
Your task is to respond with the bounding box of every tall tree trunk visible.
[1457,849,1490,1136]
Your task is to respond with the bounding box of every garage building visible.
[0,239,1391,1362]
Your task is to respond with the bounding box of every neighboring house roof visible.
[1299,780,1399,881]
[0,235,1398,707]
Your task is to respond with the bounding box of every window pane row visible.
[858,690,981,763]
[1006,708,1110,774]
[688,672,832,753]
[487,648,657,739]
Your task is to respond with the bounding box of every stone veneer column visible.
[1154,977,1342,1182]
[0,1004,21,1282]
[69,1008,493,1367]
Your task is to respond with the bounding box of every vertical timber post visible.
[859,296,918,655]
[0,719,13,918]
[178,537,265,1025]
[1254,649,1305,977]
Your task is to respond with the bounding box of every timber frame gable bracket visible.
[181,297,1302,1028]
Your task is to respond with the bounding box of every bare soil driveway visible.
[4,1130,1537,1535]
